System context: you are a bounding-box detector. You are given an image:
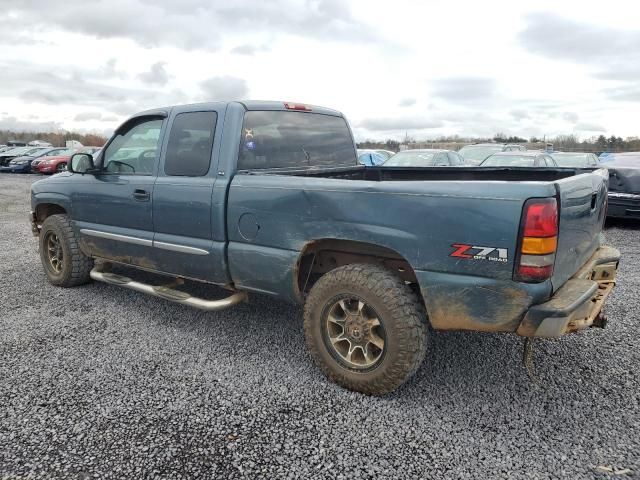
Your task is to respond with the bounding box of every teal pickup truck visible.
[30,101,620,394]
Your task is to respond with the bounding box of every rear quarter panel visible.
[227,174,555,331]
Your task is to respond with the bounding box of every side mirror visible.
[68,153,94,174]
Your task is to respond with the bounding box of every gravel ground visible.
[1,173,639,479]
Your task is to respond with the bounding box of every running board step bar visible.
[90,267,247,311]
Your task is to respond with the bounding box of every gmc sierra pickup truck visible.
[30,101,620,395]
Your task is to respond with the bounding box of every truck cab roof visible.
[129,101,344,123]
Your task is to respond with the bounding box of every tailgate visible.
[552,168,608,290]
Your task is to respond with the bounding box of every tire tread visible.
[303,263,428,395]
[40,214,93,287]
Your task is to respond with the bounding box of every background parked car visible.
[0,148,55,173]
[383,149,465,167]
[34,146,101,174]
[458,143,526,165]
[480,151,558,167]
[550,152,599,167]
[605,154,640,219]
[30,147,77,172]
[0,147,49,167]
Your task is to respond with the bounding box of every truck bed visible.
[241,165,595,182]
[228,165,608,318]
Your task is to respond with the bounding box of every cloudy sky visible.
[0,0,638,141]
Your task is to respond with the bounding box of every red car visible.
[35,147,101,174]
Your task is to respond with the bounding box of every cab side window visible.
[103,118,163,175]
[164,112,217,176]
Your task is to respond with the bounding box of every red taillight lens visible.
[517,264,553,281]
[284,102,311,111]
[515,198,559,283]
[523,198,558,237]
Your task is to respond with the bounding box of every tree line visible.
[358,134,640,154]
[0,130,108,148]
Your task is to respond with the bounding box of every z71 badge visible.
[450,244,508,263]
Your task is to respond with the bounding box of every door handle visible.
[133,189,150,201]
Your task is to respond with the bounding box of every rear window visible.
[551,153,593,167]
[238,111,356,170]
[384,151,437,167]
[481,155,535,167]
[458,145,503,162]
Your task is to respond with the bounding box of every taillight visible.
[515,198,558,282]
[284,102,312,111]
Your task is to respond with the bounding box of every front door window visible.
[103,118,163,175]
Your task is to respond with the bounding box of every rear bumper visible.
[607,192,640,218]
[516,245,620,337]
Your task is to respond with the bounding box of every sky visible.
[0,0,638,141]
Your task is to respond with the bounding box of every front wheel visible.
[39,214,93,287]
[303,263,428,395]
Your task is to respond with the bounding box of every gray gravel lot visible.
[1,173,639,479]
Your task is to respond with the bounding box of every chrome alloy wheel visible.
[45,231,63,273]
[323,297,386,370]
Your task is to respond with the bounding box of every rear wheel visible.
[304,263,428,395]
[39,214,93,287]
[56,162,67,172]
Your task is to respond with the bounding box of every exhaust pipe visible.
[90,268,247,311]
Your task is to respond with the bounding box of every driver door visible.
[72,116,166,266]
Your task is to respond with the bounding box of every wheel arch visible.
[35,202,68,224]
[295,238,419,300]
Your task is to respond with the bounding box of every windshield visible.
[23,147,47,156]
[481,155,535,167]
[1,147,29,155]
[384,151,437,167]
[31,149,54,158]
[375,150,393,161]
[44,148,76,157]
[458,145,503,162]
[551,153,593,167]
[603,153,640,165]
[607,156,640,167]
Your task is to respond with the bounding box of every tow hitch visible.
[592,311,608,329]
[523,310,608,382]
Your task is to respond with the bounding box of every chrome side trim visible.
[607,192,640,200]
[80,229,209,255]
[80,229,153,247]
[153,241,209,256]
